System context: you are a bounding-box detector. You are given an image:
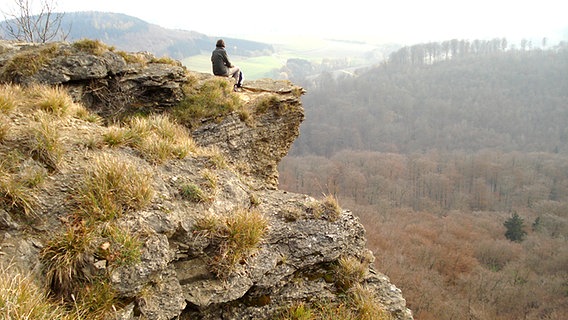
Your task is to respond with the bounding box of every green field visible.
[182,54,285,80]
[181,37,391,80]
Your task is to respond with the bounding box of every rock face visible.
[0,40,412,320]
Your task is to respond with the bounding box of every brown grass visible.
[335,255,369,292]
[172,78,242,129]
[41,224,95,295]
[26,112,64,171]
[76,154,154,223]
[104,114,197,164]
[0,264,76,320]
[194,208,269,278]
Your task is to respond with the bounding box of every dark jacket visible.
[211,46,232,76]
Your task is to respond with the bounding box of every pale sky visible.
[1,0,566,44]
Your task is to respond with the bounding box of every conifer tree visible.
[504,212,527,242]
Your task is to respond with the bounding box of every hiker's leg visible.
[228,66,241,85]
[237,71,243,87]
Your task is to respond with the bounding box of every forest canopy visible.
[291,41,568,156]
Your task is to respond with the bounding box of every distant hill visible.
[292,43,568,156]
[0,11,274,59]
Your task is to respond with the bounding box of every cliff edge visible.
[0,40,412,320]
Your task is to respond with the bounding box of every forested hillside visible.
[291,41,568,156]
[279,40,568,320]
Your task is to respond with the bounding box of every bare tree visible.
[1,0,67,43]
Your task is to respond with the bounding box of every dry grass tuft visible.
[104,114,196,164]
[72,278,119,320]
[0,170,38,216]
[26,112,64,171]
[130,114,196,163]
[276,285,392,320]
[278,302,313,320]
[201,145,228,169]
[349,284,393,320]
[0,263,76,320]
[98,223,142,267]
[335,255,369,292]
[76,154,154,223]
[41,224,95,295]
[31,85,77,117]
[0,84,24,113]
[194,208,269,279]
[72,39,111,56]
[172,78,242,129]
[321,194,342,221]
[306,194,342,221]
[0,117,9,142]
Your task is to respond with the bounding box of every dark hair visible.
[216,39,225,48]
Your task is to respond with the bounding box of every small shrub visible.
[77,154,154,223]
[180,183,207,203]
[194,209,269,279]
[0,264,75,320]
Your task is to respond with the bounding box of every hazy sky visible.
[1,0,566,44]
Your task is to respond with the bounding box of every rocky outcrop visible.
[0,40,412,320]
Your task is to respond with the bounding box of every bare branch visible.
[1,0,67,43]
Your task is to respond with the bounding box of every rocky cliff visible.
[0,40,412,319]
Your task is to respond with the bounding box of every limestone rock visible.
[0,40,412,320]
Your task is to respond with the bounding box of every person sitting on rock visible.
[211,39,243,91]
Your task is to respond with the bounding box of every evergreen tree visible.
[504,212,527,242]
